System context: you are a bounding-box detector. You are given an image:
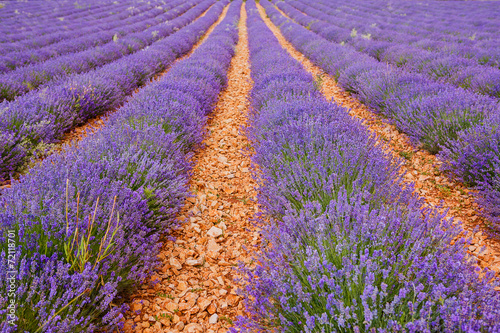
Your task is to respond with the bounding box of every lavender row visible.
[0,2,58,21]
[263,1,500,230]
[281,0,500,99]
[0,1,161,54]
[301,0,500,68]
[0,0,142,40]
[0,0,176,65]
[234,2,500,331]
[0,1,118,34]
[0,0,138,43]
[0,1,79,20]
[0,0,202,99]
[0,0,120,23]
[308,0,500,44]
[0,2,180,73]
[0,0,220,183]
[0,1,240,331]
[282,0,500,225]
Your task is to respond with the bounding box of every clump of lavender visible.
[441,112,500,228]
[239,196,500,332]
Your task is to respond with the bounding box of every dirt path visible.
[257,3,500,273]
[123,4,257,333]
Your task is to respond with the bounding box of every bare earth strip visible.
[123,4,258,333]
[257,3,500,274]
[0,4,220,190]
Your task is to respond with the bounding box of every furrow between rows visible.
[122,3,259,332]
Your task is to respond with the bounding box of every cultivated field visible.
[1,0,500,332]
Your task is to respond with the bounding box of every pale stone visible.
[207,226,223,238]
[169,257,182,270]
[178,302,190,312]
[184,323,203,333]
[197,298,211,311]
[207,302,217,315]
[207,239,221,253]
[177,281,188,291]
[185,292,199,307]
[209,314,218,324]
[174,321,184,330]
[186,258,203,266]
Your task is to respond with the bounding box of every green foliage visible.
[398,150,413,160]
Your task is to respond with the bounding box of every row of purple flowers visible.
[280,0,500,99]
[0,0,180,72]
[264,0,500,231]
[0,0,215,182]
[0,1,241,331]
[0,0,202,99]
[296,0,500,69]
[0,0,138,43]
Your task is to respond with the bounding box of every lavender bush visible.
[0,1,241,331]
[441,114,500,226]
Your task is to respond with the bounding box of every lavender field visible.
[0,0,499,332]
